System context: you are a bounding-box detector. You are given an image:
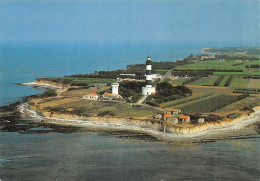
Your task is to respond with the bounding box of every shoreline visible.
[18,102,260,142]
[200,48,218,55]
[18,82,63,90]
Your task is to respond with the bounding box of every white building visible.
[83,92,99,100]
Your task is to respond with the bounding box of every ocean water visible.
[0,42,259,180]
[0,42,201,106]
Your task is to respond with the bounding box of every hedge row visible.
[214,75,225,86]
[224,76,233,87]
[233,88,260,94]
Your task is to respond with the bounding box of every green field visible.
[229,77,249,88]
[188,77,218,86]
[176,61,245,70]
[219,77,228,87]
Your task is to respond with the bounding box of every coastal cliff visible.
[34,79,66,88]
[21,102,260,139]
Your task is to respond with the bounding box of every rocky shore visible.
[18,102,260,142]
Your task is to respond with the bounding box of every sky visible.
[0,0,259,45]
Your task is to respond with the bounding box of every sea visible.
[0,42,259,181]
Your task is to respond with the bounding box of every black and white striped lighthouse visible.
[142,56,156,95]
[145,56,152,87]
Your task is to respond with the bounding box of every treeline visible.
[243,76,260,79]
[233,88,260,94]
[245,64,260,68]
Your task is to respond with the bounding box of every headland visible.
[15,47,260,142]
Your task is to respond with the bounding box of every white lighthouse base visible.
[142,87,156,95]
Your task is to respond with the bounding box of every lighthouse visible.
[142,56,156,95]
[111,82,119,95]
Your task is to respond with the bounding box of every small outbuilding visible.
[83,92,99,100]
[178,114,190,123]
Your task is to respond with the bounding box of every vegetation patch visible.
[146,82,192,106]
[229,77,249,88]
[36,90,57,98]
[233,88,260,94]
[227,113,241,119]
[177,93,249,113]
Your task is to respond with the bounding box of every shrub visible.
[97,108,116,116]
[97,110,115,117]
[67,86,89,91]
[38,90,57,98]
[146,101,160,107]
[44,107,68,113]
[70,82,89,86]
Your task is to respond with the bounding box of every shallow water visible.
[0,115,259,181]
